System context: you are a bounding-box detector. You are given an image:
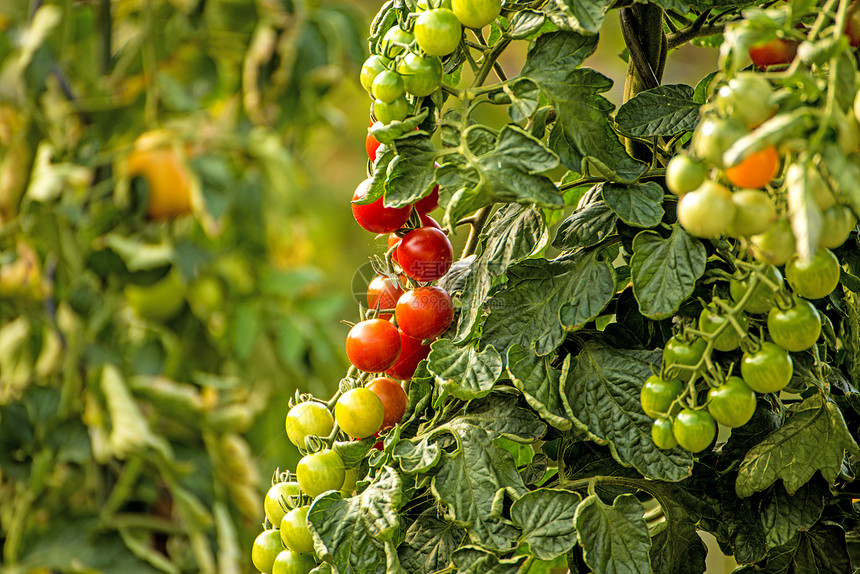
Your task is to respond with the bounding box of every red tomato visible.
[367,275,404,319]
[366,132,381,163]
[386,330,432,380]
[419,213,442,229]
[352,178,413,233]
[845,0,860,47]
[395,286,454,340]
[725,145,780,189]
[366,377,408,430]
[345,319,402,372]
[397,228,453,282]
[415,186,439,214]
[749,38,798,69]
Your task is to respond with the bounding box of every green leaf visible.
[480,250,615,356]
[504,78,540,124]
[529,66,647,183]
[785,162,822,263]
[369,109,429,144]
[545,0,613,35]
[821,142,860,220]
[511,488,581,560]
[562,343,694,481]
[602,182,665,228]
[552,186,617,250]
[428,339,503,401]
[615,84,700,138]
[506,10,547,39]
[760,479,828,548]
[631,225,707,320]
[647,483,709,574]
[521,31,599,77]
[104,234,173,271]
[392,436,442,474]
[736,394,859,498]
[506,345,571,431]
[101,365,169,460]
[397,509,466,574]
[385,133,438,208]
[734,522,852,574]
[444,392,547,443]
[357,145,396,205]
[451,546,529,573]
[334,436,377,468]
[483,204,545,277]
[574,494,652,574]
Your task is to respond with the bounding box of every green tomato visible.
[750,219,796,266]
[819,204,857,249]
[451,0,501,28]
[360,55,390,94]
[296,449,345,498]
[786,248,841,300]
[767,297,821,352]
[729,265,783,315]
[640,375,683,419]
[285,402,334,449]
[335,388,385,439]
[691,116,749,169]
[727,189,776,238]
[374,96,410,124]
[672,409,717,453]
[651,418,679,450]
[715,73,774,128]
[280,506,315,554]
[698,305,748,352]
[414,8,462,56]
[663,335,707,380]
[665,154,706,196]
[371,70,405,103]
[707,376,756,428]
[381,26,414,58]
[265,481,301,526]
[272,550,316,574]
[251,530,284,574]
[677,180,735,239]
[396,52,443,97]
[740,342,793,394]
[125,269,185,322]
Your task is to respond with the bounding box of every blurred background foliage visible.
[0,0,720,572]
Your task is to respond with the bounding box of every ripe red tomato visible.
[396,228,453,282]
[725,145,779,189]
[345,318,402,372]
[367,275,404,319]
[352,178,413,233]
[419,213,442,229]
[415,186,439,214]
[749,38,798,69]
[386,330,432,380]
[395,286,454,340]
[366,377,408,430]
[366,132,381,163]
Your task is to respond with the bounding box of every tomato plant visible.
[665,154,706,195]
[126,132,194,220]
[725,145,780,189]
[663,335,707,379]
[727,189,777,237]
[651,418,678,450]
[397,53,444,97]
[698,304,749,352]
[729,265,784,314]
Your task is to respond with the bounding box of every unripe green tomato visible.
[371,70,405,103]
[396,52,443,97]
[729,265,784,314]
[335,388,385,439]
[727,189,776,238]
[838,111,860,155]
[750,219,796,266]
[265,481,301,526]
[740,342,793,394]
[360,55,390,94]
[280,506,315,554]
[125,269,185,323]
[251,530,284,574]
[381,26,414,58]
[374,96,410,124]
[672,409,717,453]
[451,0,501,28]
[698,305,748,352]
[272,550,316,574]
[665,155,707,196]
[767,297,822,352]
[786,248,841,300]
[662,335,707,381]
[677,180,735,238]
[640,375,683,419]
[715,73,774,128]
[651,418,678,450]
[706,376,757,428]
[285,402,334,449]
[296,449,345,498]
[692,116,749,169]
[414,8,462,56]
[820,204,857,248]
[805,165,836,211]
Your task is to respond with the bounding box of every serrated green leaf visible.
[734,522,851,574]
[356,145,395,205]
[646,483,709,574]
[392,436,442,474]
[506,10,547,39]
[552,186,617,249]
[602,182,665,228]
[521,31,599,77]
[631,225,707,320]
[397,509,466,574]
[760,479,828,548]
[735,394,859,498]
[562,343,694,481]
[506,345,571,431]
[334,436,377,468]
[504,78,540,124]
[385,133,438,208]
[545,0,612,35]
[444,392,547,443]
[369,109,429,144]
[428,339,503,400]
[484,204,545,276]
[480,250,615,356]
[574,494,651,574]
[511,488,581,560]
[451,546,529,573]
[615,84,700,138]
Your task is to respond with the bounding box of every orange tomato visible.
[725,145,779,189]
[126,132,193,219]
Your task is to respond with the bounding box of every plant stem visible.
[460,206,493,258]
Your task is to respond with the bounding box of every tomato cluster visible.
[648,65,858,454]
